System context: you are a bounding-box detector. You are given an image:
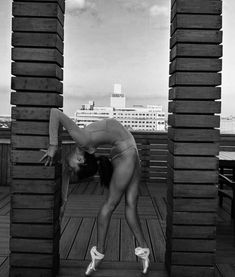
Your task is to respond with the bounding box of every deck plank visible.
[92,181,105,195]
[68,183,77,196]
[61,217,70,234]
[216,264,235,277]
[120,219,136,262]
[60,218,82,259]
[0,193,10,216]
[140,218,155,262]
[85,220,97,261]
[58,260,168,277]
[147,219,166,263]
[153,196,167,221]
[139,182,149,196]
[0,256,9,277]
[83,181,97,194]
[68,218,95,260]
[65,195,156,218]
[73,181,89,194]
[105,218,120,261]
[0,215,9,256]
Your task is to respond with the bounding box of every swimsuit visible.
[110,136,137,161]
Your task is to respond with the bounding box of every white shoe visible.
[85,246,104,276]
[135,247,150,274]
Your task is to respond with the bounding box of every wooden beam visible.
[168,101,221,114]
[12,33,63,53]
[169,87,221,100]
[12,62,63,80]
[170,30,222,48]
[170,44,222,60]
[166,0,222,275]
[12,18,64,39]
[11,92,63,107]
[171,14,222,34]
[10,1,65,275]
[12,48,63,67]
[11,77,63,93]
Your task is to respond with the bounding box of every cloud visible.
[66,0,86,10]
[66,0,103,25]
[66,0,96,16]
[118,0,148,13]
[149,5,169,17]
[117,0,169,17]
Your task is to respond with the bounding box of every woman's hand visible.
[39,144,58,166]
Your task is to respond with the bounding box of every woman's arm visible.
[40,108,89,165]
[49,108,88,146]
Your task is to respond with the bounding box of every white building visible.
[220,116,235,134]
[113,106,165,131]
[75,106,114,128]
[110,84,126,109]
[75,84,166,131]
[0,115,11,128]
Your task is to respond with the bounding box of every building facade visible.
[75,85,166,131]
[110,84,126,109]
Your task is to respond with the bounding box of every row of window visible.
[114,113,161,116]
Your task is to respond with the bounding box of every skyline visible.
[0,0,235,116]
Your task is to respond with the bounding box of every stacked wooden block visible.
[166,0,222,276]
[10,0,65,276]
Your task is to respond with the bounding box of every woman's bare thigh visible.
[125,155,141,205]
[106,147,137,204]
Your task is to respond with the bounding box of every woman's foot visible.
[85,246,104,276]
[135,247,150,274]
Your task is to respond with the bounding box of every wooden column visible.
[10,0,65,276]
[166,0,222,276]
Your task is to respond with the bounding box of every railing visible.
[1,128,235,186]
[62,131,168,184]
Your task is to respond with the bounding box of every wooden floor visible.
[0,181,235,276]
[58,180,167,276]
[216,195,235,277]
[0,186,10,277]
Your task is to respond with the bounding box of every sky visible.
[0,0,234,116]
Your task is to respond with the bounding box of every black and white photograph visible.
[0,0,234,276]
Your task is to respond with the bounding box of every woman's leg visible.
[96,148,137,254]
[125,155,148,248]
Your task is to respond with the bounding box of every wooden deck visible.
[0,181,235,276]
[0,187,10,277]
[59,181,167,276]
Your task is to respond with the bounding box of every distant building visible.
[220,116,235,134]
[110,84,126,109]
[113,105,165,131]
[0,116,11,128]
[75,106,114,128]
[75,85,166,132]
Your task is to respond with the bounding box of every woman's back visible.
[85,118,133,148]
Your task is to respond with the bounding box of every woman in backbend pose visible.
[40,108,150,275]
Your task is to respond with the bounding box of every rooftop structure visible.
[110,84,126,109]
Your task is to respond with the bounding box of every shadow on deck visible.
[0,181,235,276]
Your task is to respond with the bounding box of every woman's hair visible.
[77,152,113,188]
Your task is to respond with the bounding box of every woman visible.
[40,108,150,275]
